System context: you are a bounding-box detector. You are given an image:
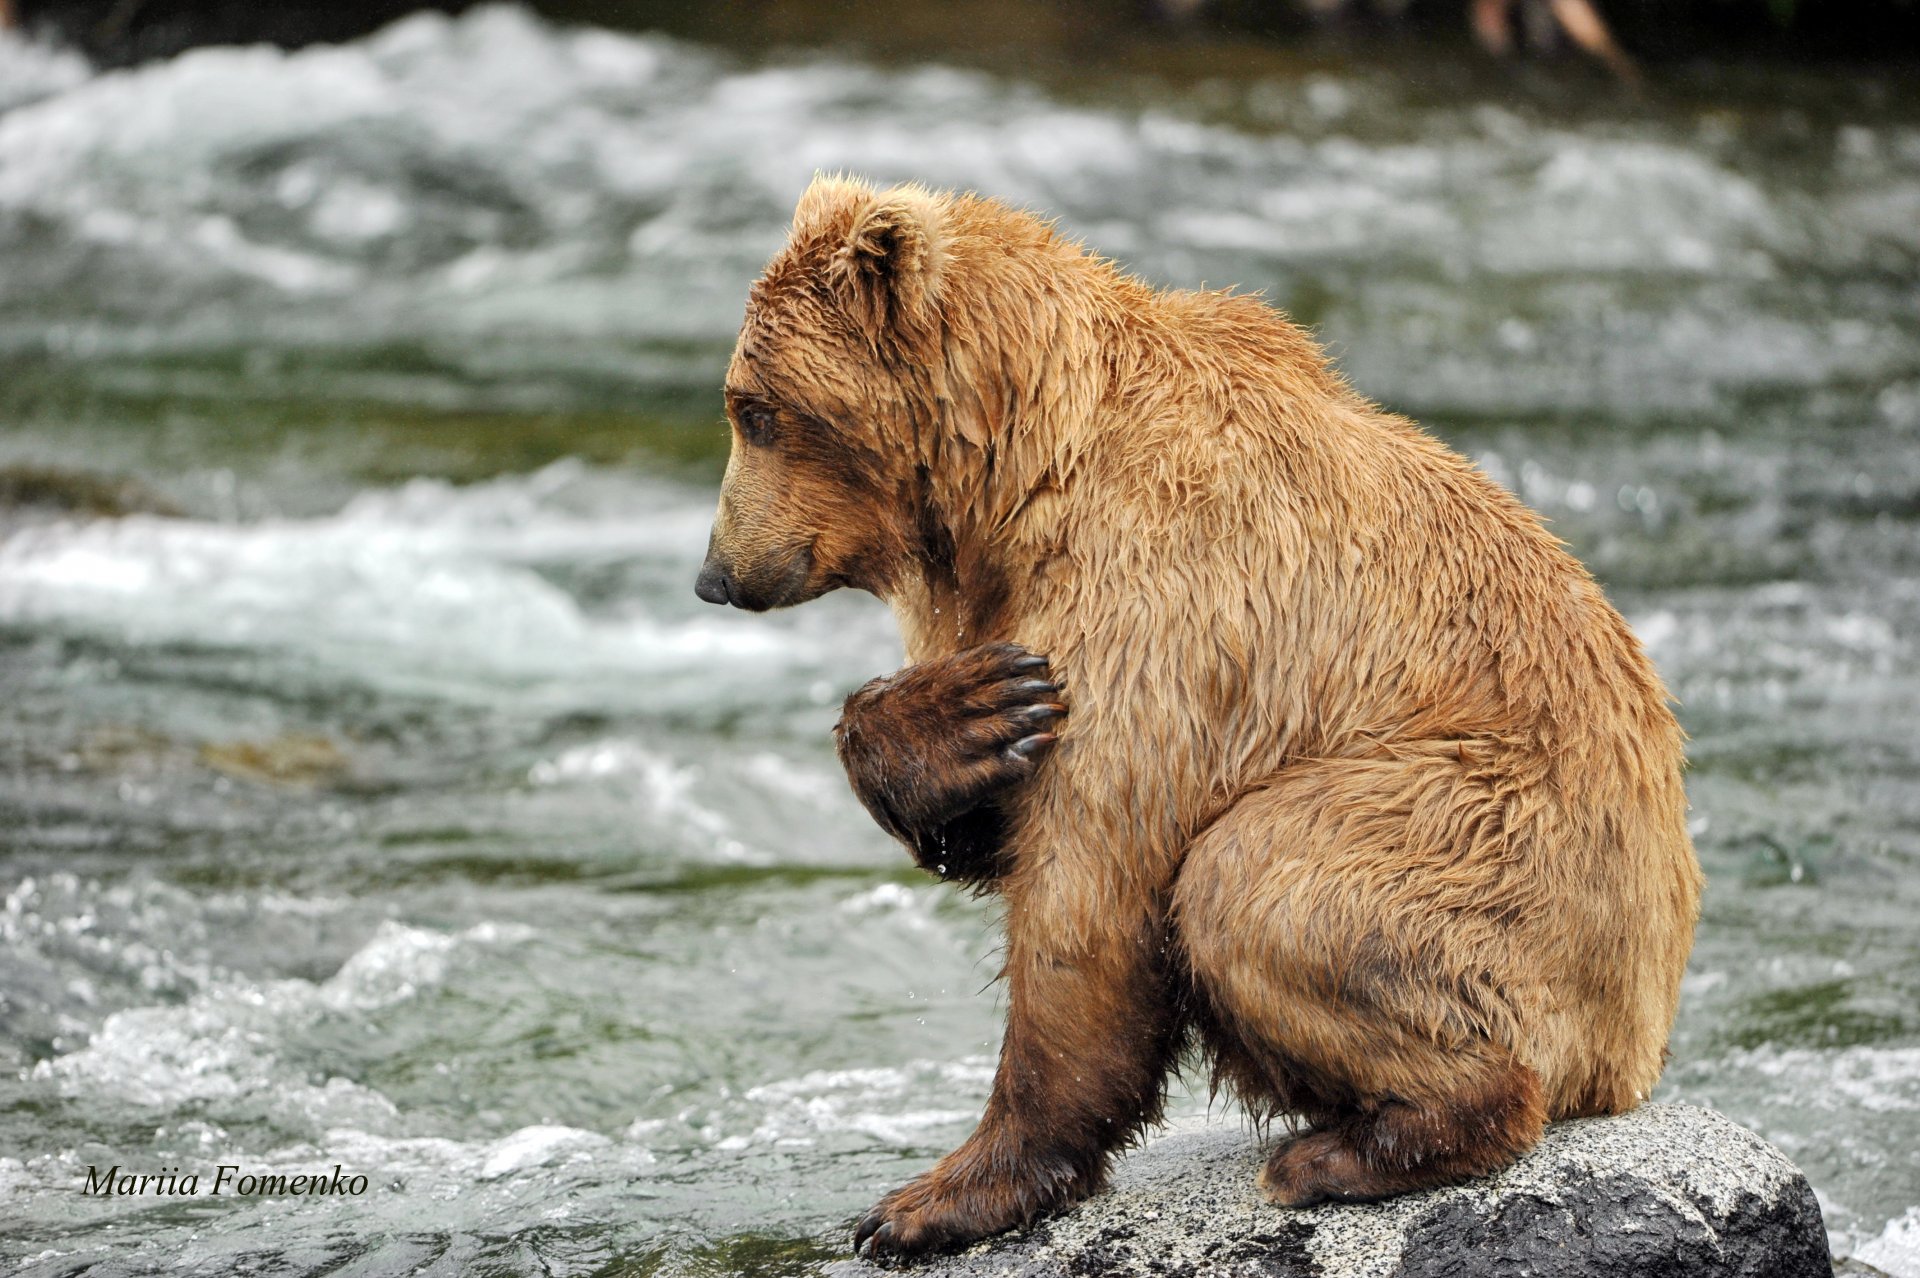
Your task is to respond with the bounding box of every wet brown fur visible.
[699,177,1704,1257]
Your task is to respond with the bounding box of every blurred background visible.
[0,2,1916,1276]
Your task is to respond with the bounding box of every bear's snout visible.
[694,543,814,611]
[694,558,735,607]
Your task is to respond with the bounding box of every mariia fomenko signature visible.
[82,1165,370,1197]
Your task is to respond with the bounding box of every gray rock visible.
[826,1104,1831,1278]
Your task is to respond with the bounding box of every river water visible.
[0,7,1915,1274]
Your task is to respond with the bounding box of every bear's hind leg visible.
[1174,753,1549,1205]
[1257,1051,1544,1205]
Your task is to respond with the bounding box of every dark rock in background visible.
[5,0,475,65]
[7,0,1919,68]
[826,1105,1833,1278]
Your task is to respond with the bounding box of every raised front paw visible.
[834,641,1067,844]
[852,1160,1085,1262]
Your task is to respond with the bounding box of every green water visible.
[0,7,1916,1274]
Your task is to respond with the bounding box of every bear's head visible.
[693,177,958,613]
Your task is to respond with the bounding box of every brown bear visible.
[694,176,1703,1260]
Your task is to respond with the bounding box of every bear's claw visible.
[852,1152,1094,1261]
[1009,732,1056,758]
[834,641,1070,859]
[852,1213,893,1258]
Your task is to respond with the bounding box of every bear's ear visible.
[828,189,945,335]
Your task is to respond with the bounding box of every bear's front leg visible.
[854,867,1182,1259]
[833,641,1066,884]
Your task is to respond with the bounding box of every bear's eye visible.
[737,404,777,447]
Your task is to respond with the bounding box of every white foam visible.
[13,1250,71,1270]
[527,740,728,836]
[530,739,687,785]
[261,1122,649,1190]
[737,1057,993,1147]
[476,1124,612,1181]
[1,873,224,998]
[0,1155,35,1199]
[1485,139,1776,276]
[1857,1206,1920,1278]
[0,31,91,114]
[321,920,532,1012]
[30,921,524,1122]
[840,883,921,914]
[0,463,815,707]
[839,883,941,933]
[1,1,1902,415]
[31,996,394,1117]
[1720,1044,1920,1114]
[738,751,842,807]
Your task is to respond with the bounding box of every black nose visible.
[694,561,733,606]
